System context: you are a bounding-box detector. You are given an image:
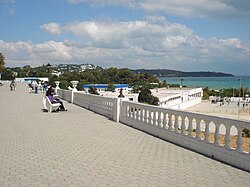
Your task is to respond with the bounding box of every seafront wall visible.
[56,85,250,172]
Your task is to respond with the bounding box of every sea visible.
[158,76,250,90]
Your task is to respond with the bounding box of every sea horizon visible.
[159,76,250,90]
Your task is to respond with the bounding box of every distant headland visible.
[132,69,234,77]
[5,64,234,78]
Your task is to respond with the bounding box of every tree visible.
[162,80,168,87]
[0,53,6,73]
[1,68,15,80]
[138,88,159,106]
[106,83,115,92]
[89,87,99,95]
[58,80,70,90]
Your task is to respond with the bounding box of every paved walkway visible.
[0,83,250,187]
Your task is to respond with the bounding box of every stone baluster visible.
[136,108,140,121]
[168,113,173,131]
[131,106,134,119]
[108,101,111,110]
[124,105,127,117]
[128,106,131,118]
[236,127,243,153]
[108,101,110,110]
[157,111,162,128]
[204,120,210,143]
[133,107,136,119]
[153,111,157,126]
[163,113,167,129]
[224,125,231,149]
[148,110,152,125]
[126,105,130,118]
[140,108,144,122]
[174,115,179,133]
[214,122,220,146]
[132,107,135,119]
[188,117,193,138]
[195,119,201,141]
[181,116,186,135]
[144,109,148,123]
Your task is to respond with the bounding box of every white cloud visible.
[2,19,250,74]
[40,22,61,35]
[139,0,250,19]
[67,0,136,7]
[67,0,250,19]
[61,20,197,52]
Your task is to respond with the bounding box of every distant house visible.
[83,84,129,93]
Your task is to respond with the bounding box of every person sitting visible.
[46,87,67,111]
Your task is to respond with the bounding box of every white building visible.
[98,87,203,110]
[83,84,129,93]
[15,77,49,83]
[152,87,203,110]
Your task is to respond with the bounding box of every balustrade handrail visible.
[122,101,250,128]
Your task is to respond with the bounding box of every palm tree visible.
[0,52,5,73]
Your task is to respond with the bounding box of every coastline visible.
[159,76,250,90]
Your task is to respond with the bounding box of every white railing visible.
[73,92,120,121]
[57,89,72,103]
[120,101,250,172]
[57,89,120,122]
[55,83,250,172]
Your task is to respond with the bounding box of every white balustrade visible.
[73,92,120,121]
[57,89,72,103]
[120,101,250,172]
[56,85,250,172]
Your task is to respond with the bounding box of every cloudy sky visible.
[0,0,250,75]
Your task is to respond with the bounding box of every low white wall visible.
[57,89,72,103]
[120,101,250,172]
[160,97,201,110]
[160,98,181,108]
[73,92,120,121]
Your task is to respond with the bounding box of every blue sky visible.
[0,0,250,75]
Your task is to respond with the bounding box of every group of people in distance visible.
[46,86,67,112]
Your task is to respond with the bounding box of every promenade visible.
[0,83,250,187]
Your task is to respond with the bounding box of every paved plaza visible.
[0,83,250,187]
[187,100,250,121]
